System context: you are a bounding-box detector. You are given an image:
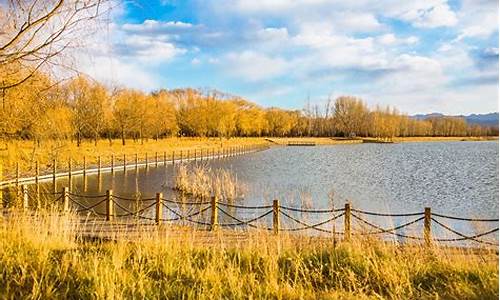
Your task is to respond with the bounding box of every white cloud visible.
[221,51,289,81]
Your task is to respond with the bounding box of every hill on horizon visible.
[412,112,499,127]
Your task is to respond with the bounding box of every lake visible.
[33,140,499,243]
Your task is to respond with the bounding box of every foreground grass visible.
[0,212,497,299]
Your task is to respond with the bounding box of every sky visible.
[80,0,499,115]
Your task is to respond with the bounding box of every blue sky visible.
[81,0,499,114]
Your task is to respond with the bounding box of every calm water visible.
[32,140,499,242]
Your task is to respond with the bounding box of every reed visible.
[174,164,246,201]
[0,210,497,299]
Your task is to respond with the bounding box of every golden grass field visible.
[0,210,497,299]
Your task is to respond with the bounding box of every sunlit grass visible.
[0,210,497,299]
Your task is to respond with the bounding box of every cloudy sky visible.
[81,0,498,114]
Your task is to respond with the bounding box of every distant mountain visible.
[412,112,499,127]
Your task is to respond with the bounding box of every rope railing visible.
[9,187,499,247]
[0,144,269,187]
[279,210,344,233]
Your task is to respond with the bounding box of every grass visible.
[174,164,245,200]
[0,210,497,299]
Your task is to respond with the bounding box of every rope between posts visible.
[161,202,212,222]
[350,213,425,235]
[217,207,273,231]
[431,213,499,222]
[431,218,498,245]
[349,213,424,240]
[112,195,156,202]
[279,210,344,233]
[68,196,107,213]
[217,206,273,226]
[113,201,157,217]
[161,198,211,205]
[68,192,107,199]
[351,208,423,217]
[279,205,340,213]
[217,202,273,209]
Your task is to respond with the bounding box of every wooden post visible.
[200,149,203,162]
[22,185,28,211]
[135,153,138,170]
[155,152,158,167]
[424,207,432,247]
[210,196,218,231]
[172,151,175,165]
[273,199,280,235]
[106,189,114,221]
[83,156,86,177]
[344,203,351,242]
[68,158,72,185]
[194,149,197,161]
[111,154,114,174]
[35,160,39,185]
[123,154,126,172]
[15,162,19,187]
[62,187,69,212]
[332,203,337,247]
[98,155,101,175]
[155,192,162,224]
[180,150,183,163]
[52,159,57,193]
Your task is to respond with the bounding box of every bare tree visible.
[0,0,112,90]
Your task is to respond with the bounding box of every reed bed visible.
[174,164,246,201]
[0,209,497,299]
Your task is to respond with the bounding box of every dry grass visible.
[174,164,246,200]
[0,210,497,299]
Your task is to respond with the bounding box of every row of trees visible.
[0,73,497,145]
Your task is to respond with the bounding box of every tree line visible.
[0,73,497,145]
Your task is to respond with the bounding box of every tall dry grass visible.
[174,164,246,201]
[0,210,497,299]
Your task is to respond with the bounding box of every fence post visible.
[123,154,126,172]
[155,192,162,225]
[155,152,158,167]
[200,149,203,162]
[98,155,101,175]
[332,203,337,247]
[63,187,69,212]
[424,207,432,247]
[273,199,280,235]
[35,160,39,185]
[15,162,19,187]
[180,150,183,163]
[83,156,86,177]
[210,195,218,231]
[111,154,114,174]
[106,189,114,221]
[344,203,351,242]
[22,185,28,211]
[194,149,197,161]
[172,151,175,165]
[52,159,57,193]
[68,158,72,189]
[135,153,138,170]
